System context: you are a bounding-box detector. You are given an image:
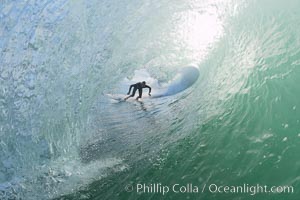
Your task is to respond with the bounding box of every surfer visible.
[124,81,151,101]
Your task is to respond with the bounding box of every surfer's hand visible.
[148,93,151,96]
[127,92,130,95]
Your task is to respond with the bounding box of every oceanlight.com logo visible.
[207,183,294,195]
[124,183,294,196]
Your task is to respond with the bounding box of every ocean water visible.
[1,0,300,199]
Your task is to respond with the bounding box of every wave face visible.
[1,0,300,199]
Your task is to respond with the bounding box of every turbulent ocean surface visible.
[1,0,300,199]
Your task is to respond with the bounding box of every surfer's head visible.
[142,81,146,86]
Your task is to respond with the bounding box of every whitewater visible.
[1,0,300,199]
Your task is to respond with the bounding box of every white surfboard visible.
[105,93,126,102]
[104,93,143,103]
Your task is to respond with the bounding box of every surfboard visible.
[105,93,126,102]
[105,93,143,102]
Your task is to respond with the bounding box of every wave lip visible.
[152,65,200,98]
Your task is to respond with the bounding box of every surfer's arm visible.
[145,85,151,95]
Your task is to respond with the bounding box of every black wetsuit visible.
[127,82,151,98]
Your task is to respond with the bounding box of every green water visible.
[58,1,300,200]
[1,0,300,199]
